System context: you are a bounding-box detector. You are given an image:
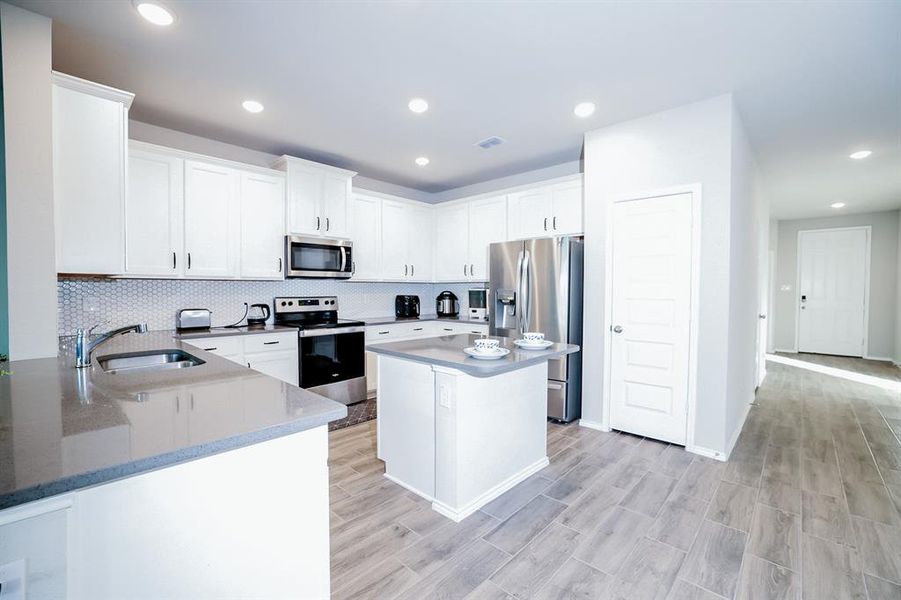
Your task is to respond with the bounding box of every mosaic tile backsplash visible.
[57,278,478,336]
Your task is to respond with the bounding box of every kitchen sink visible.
[97,349,206,374]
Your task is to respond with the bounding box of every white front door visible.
[797,228,868,357]
[610,193,693,445]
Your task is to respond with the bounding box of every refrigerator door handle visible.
[520,250,531,335]
[516,250,525,332]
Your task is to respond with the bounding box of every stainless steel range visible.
[273,296,366,406]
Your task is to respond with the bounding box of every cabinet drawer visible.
[188,336,243,356]
[244,332,297,354]
[366,326,398,343]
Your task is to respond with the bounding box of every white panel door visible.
[434,203,470,281]
[321,173,350,238]
[380,199,410,279]
[550,179,583,235]
[509,187,551,238]
[184,160,239,278]
[239,172,285,279]
[610,193,693,444]
[407,205,434,281]
[285,166,322,235]
[797,228,868,357]
[468,196,507,280]
[348,194,382,280]
[126,149,184,276]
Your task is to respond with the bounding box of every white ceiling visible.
[11,0,901,218]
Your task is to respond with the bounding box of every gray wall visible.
[1,2,58,359]
[773,210,899,359]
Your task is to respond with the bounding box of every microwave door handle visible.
[340,247,347,273]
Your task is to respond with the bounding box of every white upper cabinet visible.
[184,160,240,278]
[240,172,286,279]
[434,203,469,281]
[467,195,507,280]
[126,145,184,276]
[275,156,355,238]
[508,177,583,239]
[407,205,433,281]
[379,199,411,280]
[52,72,133,274]
[549,178,583,235]
[348,194,382,280]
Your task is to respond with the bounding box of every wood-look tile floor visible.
[327,360,901,599]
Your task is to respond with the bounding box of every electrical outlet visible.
[0,558,26,600]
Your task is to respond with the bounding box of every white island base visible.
[376,355,548,522]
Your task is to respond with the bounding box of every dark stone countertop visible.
[366,333,578,377]
[0,331,346,510]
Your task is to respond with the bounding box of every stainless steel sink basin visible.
[96,349,206,374]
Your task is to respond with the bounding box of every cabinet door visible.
[348,194,382,280]
[186,381,244,444]
[509,187,552,239]
[184,160,240,278]
[407,205,434,281]
[126,149,184,276]
[550,179,583,235]
[246,350,298,386]
[53,84,127,274]
[468,195,507,280]
[433,203,470,281]
[118,389,187,457]
[380,199,410,280]
[321,173,350,238]
[240,171,286,279]
[285,166,322,235]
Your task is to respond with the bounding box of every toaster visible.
[176,308,212,330]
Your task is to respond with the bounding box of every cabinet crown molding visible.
[51,71,135,109]
[273,154,357,178]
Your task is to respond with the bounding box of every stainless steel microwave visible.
[285,236,353,279]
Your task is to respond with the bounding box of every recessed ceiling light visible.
[573,102,596,118]
[133,1,175,26]
[415,157,430,166]
[831,202,846,209]
[408,98,429,114]
[849,150,872,160]
[242,100,264,114]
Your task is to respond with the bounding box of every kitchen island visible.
[0,331,346,599]
[367,333,578,521]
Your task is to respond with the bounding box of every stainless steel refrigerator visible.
[488,236,584,422]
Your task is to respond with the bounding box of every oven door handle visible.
[299,326,366,338]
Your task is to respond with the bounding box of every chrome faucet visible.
[75,323,148,368]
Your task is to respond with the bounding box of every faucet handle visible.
[87,320,111,335]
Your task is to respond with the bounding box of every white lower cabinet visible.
[183,332,298,386]
[0,498,71,600]
[364,321,489,396]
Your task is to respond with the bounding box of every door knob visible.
[758,314,766,319]
[613,325,623,333]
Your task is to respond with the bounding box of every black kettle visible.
[436,291,459,317]
[247,303,271,326]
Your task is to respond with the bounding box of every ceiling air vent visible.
[475,136,505,150]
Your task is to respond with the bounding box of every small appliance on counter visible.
[246,303,271,326]
[468,288,488,321]
[395,295,421,319]
[436,290,460,318]
[176,308,212,331]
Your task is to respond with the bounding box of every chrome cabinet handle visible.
[172,251,177,269]
[326,217,330,231]
[464,264,468,276]
[411,264,415,276]
[553,216,557,230]
[613,325,623,333]
[278,257,283,272]
[543,217,548,231]
[203,347,217,351]
[404,264,408,276]
[316,216,321,230]
[378,331,389,335]
[263,340,280,345]
[470,263,475,277]
[187,252,192,269]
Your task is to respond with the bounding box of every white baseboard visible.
[685,444,727,462]
[773,348,797,354]
[724,399,753,459]
[864,355,893,362]
[383,473,434,503]
[431,456,549,523]
[578,419,611,432]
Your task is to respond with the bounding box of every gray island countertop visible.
[367,333,578,376]
[0,331,346,510]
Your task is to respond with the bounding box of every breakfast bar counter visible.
[367,333,578,521]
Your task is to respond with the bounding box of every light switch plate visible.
[0,558,26,600]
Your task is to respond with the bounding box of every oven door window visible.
[290,243,345,274]
[299,331,365,388]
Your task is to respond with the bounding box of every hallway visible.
[327,359,901,599]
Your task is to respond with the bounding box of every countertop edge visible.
[0,406,345,511]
